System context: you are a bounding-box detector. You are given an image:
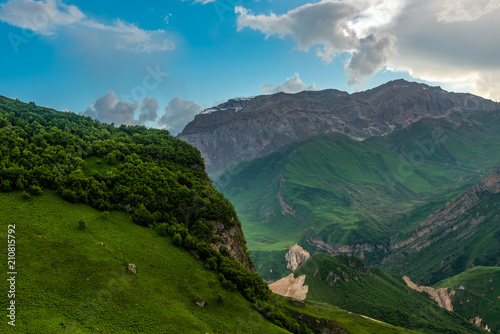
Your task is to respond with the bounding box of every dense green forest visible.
[0,96,312,333]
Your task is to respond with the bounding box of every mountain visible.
[273,253,487,333]
[180,80,500,173]
[214,111,500,282]
[435,266,500,333]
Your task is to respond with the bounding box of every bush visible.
[172,233,182,246]
[78,218,87,230]
[61,189,77,203]
[29,185,43,196]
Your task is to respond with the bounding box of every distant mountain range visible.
[180,79,500,173]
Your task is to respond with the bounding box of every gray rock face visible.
[211,221,255,272]
[179,80,500,173]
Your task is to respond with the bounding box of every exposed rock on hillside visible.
[403,276,454,311]
[211,221,255,271]
[285,244,310,271]
[180,80,500,172]
[269,274,309,300]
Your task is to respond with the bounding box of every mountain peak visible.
[180,80,500,173]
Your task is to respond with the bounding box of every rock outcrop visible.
[180,80,500,173]
[285,244,310,271]
[211,220,255,272]
[269,273,309,300]
[403,276,454,311]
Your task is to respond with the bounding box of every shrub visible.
[29,185,43,196]
[172,233,182,246]
[61,189,78,203]
[78,218,87,230]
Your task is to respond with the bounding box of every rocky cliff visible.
[180,80,500,173]
[285,244,311,271]
[403,276,455,311]
[212,220,255,271]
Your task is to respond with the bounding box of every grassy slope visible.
[435,267,500,334]
[383,191,500,284]
[294,253,486,334]
[0,191,290,334]
[282,299,414,334]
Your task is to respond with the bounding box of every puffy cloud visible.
[261,73,318,94]
[387,0,500,100]
[236,2,359,62]
[0,0,174,53]
[236,1,397,84]
[81,91,160,126]
[138,96,158,123]
[157,97,201,136]
[346,33,395,85]
[0,0,84,35]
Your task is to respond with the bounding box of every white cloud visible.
[193,0,216,4]
[387,0,500,100]
[346,33,396,85]
[84,19,174,53]
[138,96,159,123]
[0,0,84,35]
[157,97,201,136]
[81,91,160,126]
[236,1,397,85]
[0,0,174,53]
[237,0,500,100]
[184,0,216,4]
[436,0,500,23]
[261,73,318,94]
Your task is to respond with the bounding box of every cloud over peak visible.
[261,73,318,94]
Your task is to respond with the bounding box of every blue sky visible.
[1,0,499,135]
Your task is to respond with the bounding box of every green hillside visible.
[383,189,500,285]
[214,111,500,281]
[0,190,290,334]
[435,267,500,334]
[294,253,487,334]
[0,96,312,333]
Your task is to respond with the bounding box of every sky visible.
[0,0,499,135]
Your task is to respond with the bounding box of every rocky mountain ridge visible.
[180,80,500,172]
